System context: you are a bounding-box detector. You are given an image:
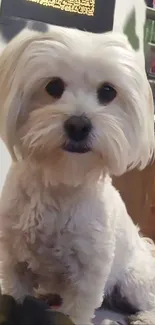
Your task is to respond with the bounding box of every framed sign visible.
[0,0,147,67]
[0,0,115,34]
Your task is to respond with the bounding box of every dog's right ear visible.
[0,30,42,161]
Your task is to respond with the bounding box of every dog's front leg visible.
[59,237,114,325]
[0,165,36,302]
[58,186,115,325]
[60,270,106,325]
[0,246,34,302]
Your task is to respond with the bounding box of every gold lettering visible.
[26,0,95,16]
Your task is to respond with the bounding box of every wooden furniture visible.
[113,163,155,239]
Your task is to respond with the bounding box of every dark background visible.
[145,0,153,7]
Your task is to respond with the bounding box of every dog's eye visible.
[45,77,65,99]
[97,83,117,105]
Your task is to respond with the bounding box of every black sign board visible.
[0,0,116,42]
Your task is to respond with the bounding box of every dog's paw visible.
[128,311,155,325]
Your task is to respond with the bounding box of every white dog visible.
[0,26,154,325]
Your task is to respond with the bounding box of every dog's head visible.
[0,27,154,186]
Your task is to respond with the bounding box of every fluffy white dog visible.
[0,26,154,325]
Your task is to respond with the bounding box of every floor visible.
[94,308,126,325]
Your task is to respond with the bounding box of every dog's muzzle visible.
[63,115,92,153]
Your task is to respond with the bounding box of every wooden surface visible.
[113,162,155,240]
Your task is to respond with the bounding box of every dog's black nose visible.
[64,116,92,142]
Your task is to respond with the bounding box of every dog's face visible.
[0,27,154,186]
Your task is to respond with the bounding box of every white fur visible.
[0,27,154,325]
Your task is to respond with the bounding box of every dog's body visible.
[1,162,155,325]
[0,27,155,324]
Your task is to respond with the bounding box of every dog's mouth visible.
[62,142,91,154]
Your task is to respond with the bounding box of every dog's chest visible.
[16,187,97,277]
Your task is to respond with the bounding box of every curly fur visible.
[0,27,154,325]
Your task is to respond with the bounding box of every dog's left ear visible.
[146,81,154,163]
[136,79,154,171]
[148,83,154,118]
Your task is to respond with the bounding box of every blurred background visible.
[145,0,155,102]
